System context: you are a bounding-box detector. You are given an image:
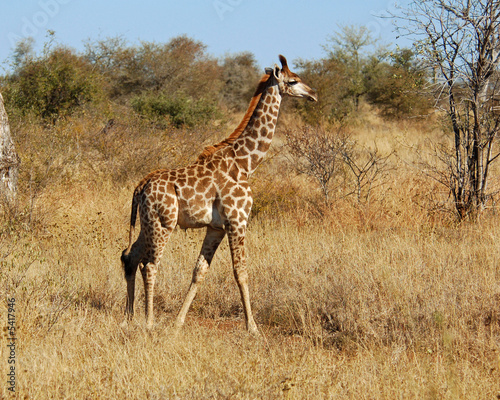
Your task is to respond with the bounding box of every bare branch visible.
[395,0,500,219]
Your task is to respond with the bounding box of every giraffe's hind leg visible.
[174,227,226,332]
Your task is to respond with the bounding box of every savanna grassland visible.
[1,102,500,400]
[0,29,500,399]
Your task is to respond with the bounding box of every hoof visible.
[247,323,260,338]
[171,321,183,337]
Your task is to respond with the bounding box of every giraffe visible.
[121,55,317,335]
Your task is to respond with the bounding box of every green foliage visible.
[84,35,222,102]
[0,30,432,129]
[366,48,432,118]
[295,25,391,124]
[294,28,432,125]
[324,25,379,111]
[3,40,102,122]
[131,92,221,128]
[294,57,354,124]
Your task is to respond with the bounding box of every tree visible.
[0,93,20,204]
[397,0,500,219]
[294,57,353,124]
[295,25,387,124]
[220,52,261,112]
[366,48,432,118]
[84,35,224,127]
[83,35,135,98]
[134,36,222,99]
[4,38,101,122]
[324,25,381,111]
[84,35,222,102]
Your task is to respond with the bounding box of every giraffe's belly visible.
[176,202,225,230]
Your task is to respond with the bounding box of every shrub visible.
[84,35,222,102]
[220,52,261,112]
[3,44,102,122]
[131,92,221,128]
[366,48,432,119]
[284,125,352,205]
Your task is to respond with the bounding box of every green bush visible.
[3,45,102,122]
[131,93,221,128]
[220,52,261,112]
[366,49,432,118]
[293,57,354,124]
[84,35,222,103]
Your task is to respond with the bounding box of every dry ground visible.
[1,108,499,399]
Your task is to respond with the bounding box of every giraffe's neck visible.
[231,82,282,174]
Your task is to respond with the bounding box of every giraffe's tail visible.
[124,187,140,255]
[124,170,159,255]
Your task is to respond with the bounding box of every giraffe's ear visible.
[265,67,273,75]
[273,64,281,80]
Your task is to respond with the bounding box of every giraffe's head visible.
[121,246,140,280]
[267,55,318,102]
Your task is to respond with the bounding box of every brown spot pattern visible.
[120,55,317,334]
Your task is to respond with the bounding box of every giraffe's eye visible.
[288,80,299,86]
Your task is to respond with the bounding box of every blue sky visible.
[1,0,410,70]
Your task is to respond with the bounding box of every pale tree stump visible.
[0,93,20,204]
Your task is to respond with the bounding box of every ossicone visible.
[279,55,290,72]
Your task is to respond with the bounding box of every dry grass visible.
[1,108,500,399]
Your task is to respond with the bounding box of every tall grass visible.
[1,108,499,398]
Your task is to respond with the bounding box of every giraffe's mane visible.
[196,72,272,161]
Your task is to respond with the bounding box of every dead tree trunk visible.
[0,93,20,204]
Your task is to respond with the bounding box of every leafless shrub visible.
[284,125,351,205]
[284,125,392,207]
[343,145,393,205]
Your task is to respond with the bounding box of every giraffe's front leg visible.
[174,227,226,333]
[141,262,157,329]
[227,224,259,336]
